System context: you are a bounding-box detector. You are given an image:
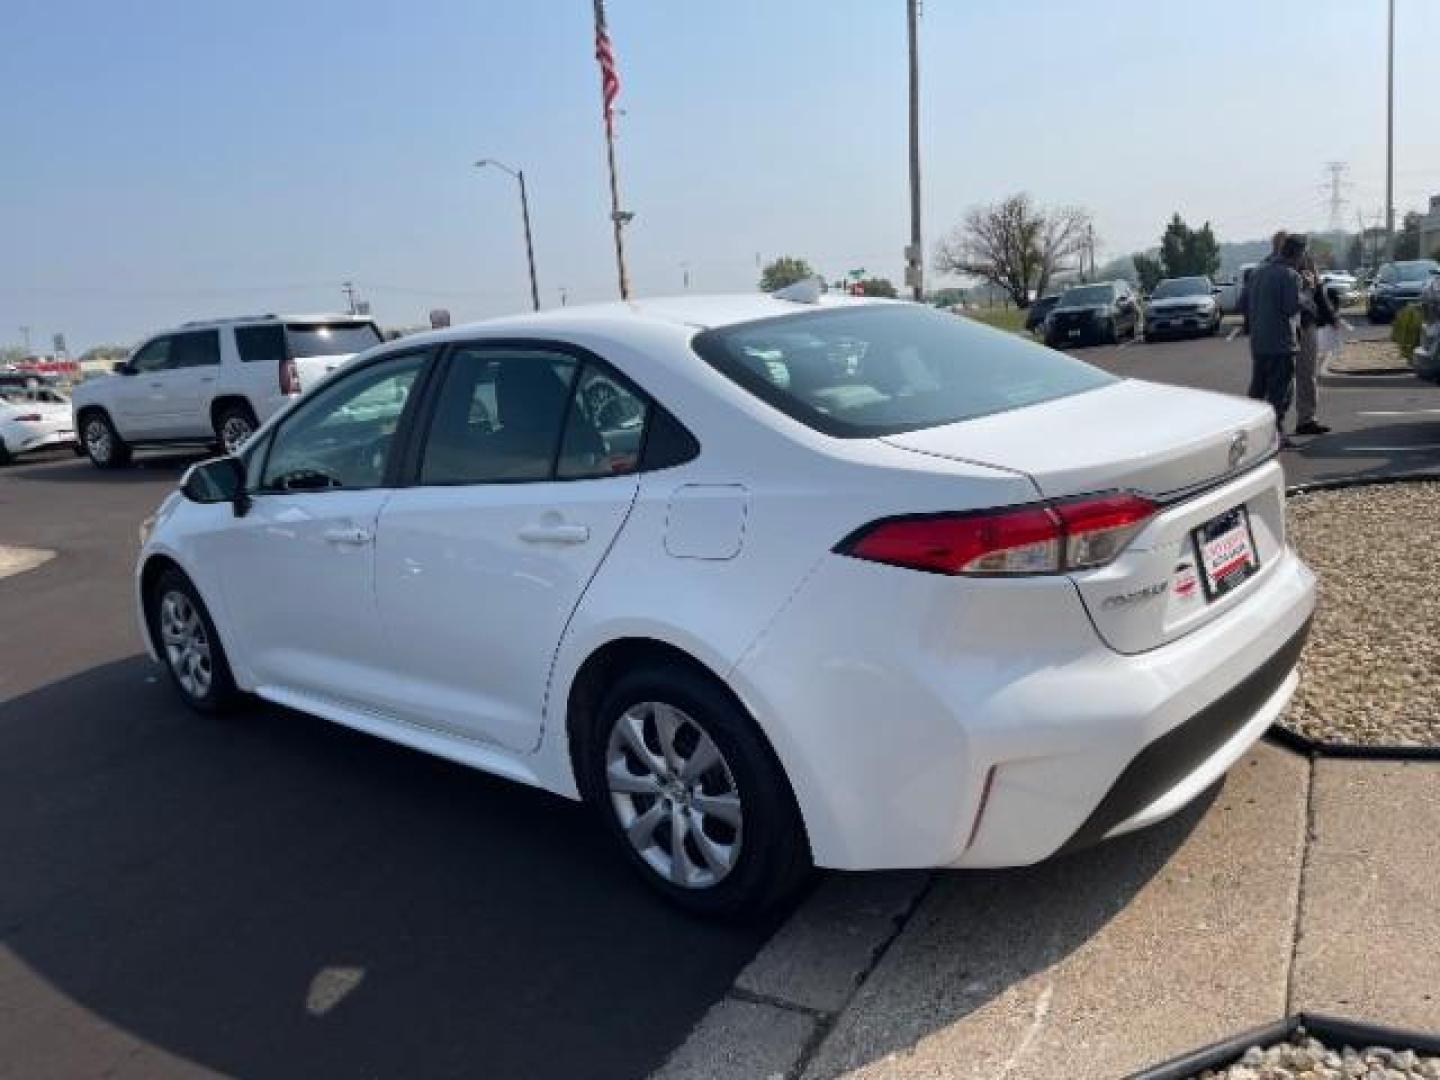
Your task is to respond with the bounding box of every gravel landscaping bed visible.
[1189,1034,1440,1078]
[1282,482,1440,745]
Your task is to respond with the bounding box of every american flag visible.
[594,1,620,133]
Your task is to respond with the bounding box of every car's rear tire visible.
[146,568,239,713]
[214,402,258,456]
[81,411,131,469]
[582,664,812,918]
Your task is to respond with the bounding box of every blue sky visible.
[4,0,1439,351]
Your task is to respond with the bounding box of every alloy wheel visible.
[84,419,112,463]
[159,589,213,700]
[605,701,743,889]
[220,415,253,454]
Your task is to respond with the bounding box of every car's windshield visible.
[1151,277,1210,299]
[285,322,382,357]
[692,304,1116,438]
[1058,285,1112,307]
[1393,260,1440,283]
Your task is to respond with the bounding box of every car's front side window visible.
[130,337,174,374]
[260,352,425,492]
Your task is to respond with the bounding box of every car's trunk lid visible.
[882,379,1283,653]
[880,379,1274,501]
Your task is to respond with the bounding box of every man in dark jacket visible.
[1246,233,1315,443]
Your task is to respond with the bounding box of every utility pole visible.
[18,326,31,356]
[475,159,541,311]
[341,281,357,315]
[905,0,924,301]
[1385,0,1396,260]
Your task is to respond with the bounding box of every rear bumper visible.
[1054,612,1310,856]
[733,540,1316,872]
[8,426,75,455]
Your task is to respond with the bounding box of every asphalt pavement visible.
[1069,316,1440,486]
[0,452,785,1079]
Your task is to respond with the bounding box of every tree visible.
[933,193,1091,308]
[1308,237,1335,270]
[759,256,815,292]
[0,345,27,366]
[80,344,129,366]
[1158,213,1222,279]
[1132,253,1165,293]
[1393,211,1424,260]
[855,277,897,298]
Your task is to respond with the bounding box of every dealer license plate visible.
[1193,506,1258,600]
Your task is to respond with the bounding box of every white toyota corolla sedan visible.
[137,292,1316,915]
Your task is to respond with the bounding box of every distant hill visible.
[1100,230,1358,284]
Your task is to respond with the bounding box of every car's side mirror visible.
[113,360,134,375]
[1212,286,1223,295]
[181,456,250,515]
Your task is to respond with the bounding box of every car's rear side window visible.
[172,330,221,368]
[691,304,1116,438]
[236,324,286,365]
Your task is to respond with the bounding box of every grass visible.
[961,306,1027,333]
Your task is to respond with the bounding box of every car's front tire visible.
[146,568,239,713]
[80,411,131,469]
[582,664,812,918]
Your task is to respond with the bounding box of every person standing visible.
[1293,255,1335,436]
[1246,233,1314,444]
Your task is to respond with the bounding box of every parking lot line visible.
[1357,408,1440,418]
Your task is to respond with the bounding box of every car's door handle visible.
[322,526,373,547]
[518,522,590,545]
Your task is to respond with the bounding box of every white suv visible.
[71,314,382,468]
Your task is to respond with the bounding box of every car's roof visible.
[390,292,893,351]
[177,312,374,328]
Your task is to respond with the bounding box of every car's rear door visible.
[371,341,647,753]
[164,329,223,437]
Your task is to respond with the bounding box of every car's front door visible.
[203,350,430,703]
[113,335,174,438]
[372,343,649,752]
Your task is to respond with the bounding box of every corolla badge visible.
[1228,431,1249,470]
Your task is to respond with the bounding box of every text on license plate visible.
[1193,507,1258,599]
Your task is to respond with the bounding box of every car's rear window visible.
[691,304,1116,438]
[285,321,382,357]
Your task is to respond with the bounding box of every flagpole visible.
[593,0,631,300]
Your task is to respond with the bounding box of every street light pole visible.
[905,0,924,302]
[475,158,541,312]
[1385,0,1395,261]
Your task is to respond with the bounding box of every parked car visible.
[1319,272,1360,308]
[70,314,383,469]
[1044,281,1141,346]
[1413,272,1440,382]
[1143,276,1223,340]
[1216,263,1258,320]
[1025,295,1061,336]
[137,294,1316,916]
[1366,259,1440,324]
[0,385,75,465]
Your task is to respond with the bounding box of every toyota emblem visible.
[1228,431,1248,470]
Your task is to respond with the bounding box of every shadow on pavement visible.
[1291,418,1440,482]
[0,657,783,1080]
[3,450,206,484]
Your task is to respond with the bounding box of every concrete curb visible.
[650,873,932,1080]
[0,545,55,581]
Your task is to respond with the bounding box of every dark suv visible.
[1044,281,1141,346]
[1367,259,1440,323]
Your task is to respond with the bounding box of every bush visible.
[1392,304,1423,359]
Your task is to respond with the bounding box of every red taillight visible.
[839,492,1157,577]
[1052,492,1158,570]
[279,357,300,395]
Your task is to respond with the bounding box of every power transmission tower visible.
[341,281,357,315]
[1321,161,1350,231]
